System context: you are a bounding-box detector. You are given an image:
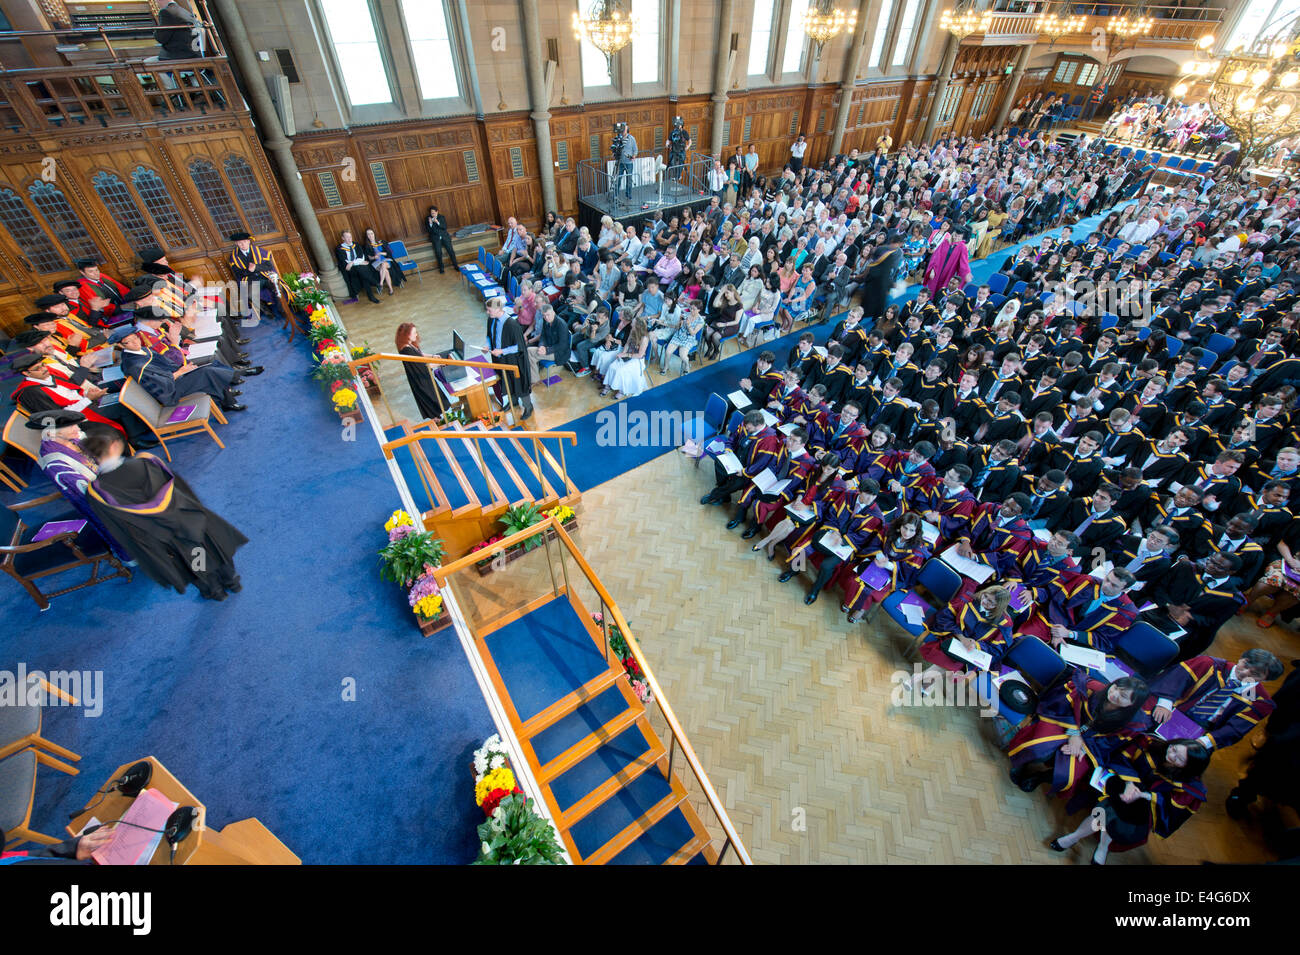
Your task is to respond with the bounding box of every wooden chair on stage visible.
[117,378,226,461]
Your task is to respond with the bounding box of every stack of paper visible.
[818,531,853,561]
[1031,528,1051,542]
[716,450,742,475]
[1059,643,1109,671]
[751,468,793,497]
[786,502,815,522]
[945,638,993,671]
[759,409,779,428]
[778,422,800,436]
[898,593,929,627]
[727,389,753,409]
[1088,560,1115,581]
[186,340,218,360]
[920,521,940,545]
[93,788,178,866]
[939,545,994,583]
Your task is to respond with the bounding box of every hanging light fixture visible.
[1108,10,1155,39]
[572,0,639,79]
[802,0,858,56]
[1035,2,1086,47]
[1176,14,1300,163]
[939,1,993,41]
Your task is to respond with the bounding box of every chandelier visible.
[1035,3,1086,46]
[572,0,638,78]
[1176,20,1300,164]
[939,2,993,40]
[803,0,858,54]
[1108,13,1154,38]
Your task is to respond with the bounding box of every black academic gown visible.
[399,345,448,422]
[87,453,247,598]
[487,315,533,397]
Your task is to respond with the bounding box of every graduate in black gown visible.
[82,432,248,601]
[857,235,903,325]
[395,322,449,423]
[485,296,534,419]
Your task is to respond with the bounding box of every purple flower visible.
[388,523,415,543]
[407,573,440,608]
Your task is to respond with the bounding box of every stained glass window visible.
[223,156,276,235]
[92,171,157,251]
[0,187,66,273]
[188,157,244,239]
[132,166,195,248]
[28,180,99,262]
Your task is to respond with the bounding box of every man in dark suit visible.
[424,205,460,273]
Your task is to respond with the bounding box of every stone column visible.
[993,42,1034,131]
[212,0,345,296]
[920,34,959,145]
[520,0,558,213]
[709,0,735,160]
[828,0,876,157]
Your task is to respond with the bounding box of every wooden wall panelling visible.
[484,115,543,230]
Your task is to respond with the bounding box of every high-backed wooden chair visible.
[117,378,225,461]
[1,492,133,610]
[3,410,41,465]
[0,749,72,848]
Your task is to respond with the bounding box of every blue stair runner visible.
[482,597,712,864]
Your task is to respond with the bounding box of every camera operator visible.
[612,122,638,201]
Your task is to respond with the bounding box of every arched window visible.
[0,187,67,273]
[188,157,244,239]
[222,156,276,235]
[131,166,196,249]
[92,171,157,252]
[28,180,99,262]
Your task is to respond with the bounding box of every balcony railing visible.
[982,4,1223,43]
[0,57,241,135]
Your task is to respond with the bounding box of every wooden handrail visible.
[549,520,751,864]
[432,514,752,864]
[380,429,576,459]
[346,352,519,375]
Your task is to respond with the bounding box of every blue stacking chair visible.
[1100,312,1119,330]
[987,273,1009,295]
[1103,144,1116,155]
[1218,358,1237,378]
[1137,326,1151,341]
[1196,161,1214,174]
[1134,149,1147,161]
[1039,291,1054,304]
[1119,147,1133,159]
[1002,637,1069,696]
[459,246,489,285]
[964,282,980,298]
[1165,337,1183,359]
[1156,251,1174,265]
[684,392,730,447]
[1114,622,1179,679]
[1206,333,1236,358]
[1010,280,1028,298]
[990,293,1007,309]
[1105,238,1123,251]
[387,239,420,284]
[1198,350,1218,372]
[886,559,963,656]
[1179,158,1198,172]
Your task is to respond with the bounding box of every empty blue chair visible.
[964,282,980,298]
[1179,158,1198,172]
[1010,280,1028,298]
[1137,326,1151,341]
[387,239,420,284]
[1206,332,1235,358]
[1156,251,1174,265]
[684,392,729,445]
[1100,312,1119,330]
[1040,291,1054,304]
[1002,637,1069,695]
[1197,161,1214,174]
[987,273,1009,295]
[1166,337,1183,359]
[990,293,1007,309]
[1198,350,1217,372]
[1105,238,1122,251]
[1134,149,1146,161]
[1119,147,1132,159]
[1114,622,1179,679]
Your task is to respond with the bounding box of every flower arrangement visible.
[283,271,331,311]
[332,387,358,412]
[408,574,443,622]
[543,504,575,525]
[470,735,565,865]
[593,612,652,703]
[385,509,414,534]
[309,321,343,347]
[378,517,444,586]
[500,502,544,552]
[351,343,379,390]
[471,535,504,569]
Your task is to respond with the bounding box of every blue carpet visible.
[550,201,1132,492]
[3,318,493,864]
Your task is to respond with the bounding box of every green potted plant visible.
[500,503,544,552]
[378,530,445,587]
[473,794,566,865]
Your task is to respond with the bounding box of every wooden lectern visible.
[67,757,300,865]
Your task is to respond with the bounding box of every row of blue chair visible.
[689,390,1184,727]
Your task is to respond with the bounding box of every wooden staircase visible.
[476,593,718,864]
[384,419,580,558]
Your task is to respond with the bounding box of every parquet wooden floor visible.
[362,274,1299,864]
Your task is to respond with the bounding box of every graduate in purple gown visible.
[30,410,131,562]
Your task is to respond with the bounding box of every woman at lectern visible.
[395,323,450,424]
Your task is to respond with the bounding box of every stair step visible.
[442,425,506,510]
[578,770,689,864]
[466,422,544,506]
[607,805,705,865]
[384,426,443,515]
[548,721,665,828]
[519,667,622,736]
[495,428,575,500]
[538,705,641,784]
[529,681,636,768]
[494,432,559,502]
